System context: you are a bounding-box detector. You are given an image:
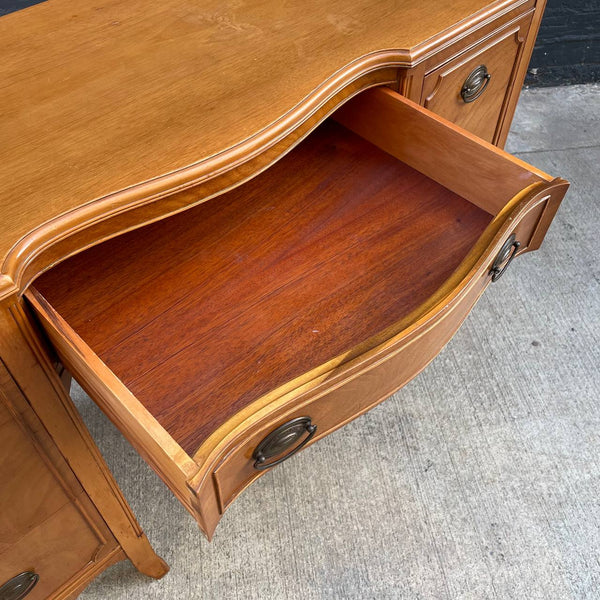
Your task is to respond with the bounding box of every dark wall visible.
[0,0,45,16]
[527,0,600,86]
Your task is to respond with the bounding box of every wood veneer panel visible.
[422,15,532,144]
[33,121,492,455]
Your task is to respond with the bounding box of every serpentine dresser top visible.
[0,0,540,298]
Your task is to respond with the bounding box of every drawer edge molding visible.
[2,66,397,301]
[410,0,534,68]
[23,290,204,524]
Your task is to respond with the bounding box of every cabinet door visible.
[0,364,120,600]
[421,14,533,144]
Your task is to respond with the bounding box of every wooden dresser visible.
[0,0,567,597]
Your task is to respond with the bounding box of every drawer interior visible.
[27,87,552,459]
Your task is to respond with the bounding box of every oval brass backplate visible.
[0,572,39,600]
[253,416,317,470]
[461,65,491,103]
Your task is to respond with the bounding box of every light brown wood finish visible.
[397,0,534,101]
[0,305,169,587]
[0,0,562,590]
[333,88,551,215]
[28,86,559,457]
[0,0,538,300]
[211,259,498,513]
[26,89,569,538]
[421,13,533,143]
[0,362,123,599]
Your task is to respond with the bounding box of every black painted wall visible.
[527,0,599,85]
[0,0,45,16]
[1,0,598,86]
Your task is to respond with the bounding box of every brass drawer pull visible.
[461,65,491,103]
[0,572,39,600]
[490,233,521,282]
[253,417,317,470]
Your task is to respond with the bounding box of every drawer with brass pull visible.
[201,198,555,515]
[421,12,534,144]
[26,86,568,539]
[0,382,120,600]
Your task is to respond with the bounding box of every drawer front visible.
[421,14,533,144]
[0,392,119,599]
[0,403,70,552]
[209,191,554,514]
[0,502,113,600]
[212,269,489,511]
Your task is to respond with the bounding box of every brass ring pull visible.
[0,572,39,600]
[461,65,491,103]
[253,417,317,470]
[490,234,521,282]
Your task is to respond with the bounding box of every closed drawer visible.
[26,87,568,539]
[0,390,119,599]
[0,502,115,600]
[421,13,533,144]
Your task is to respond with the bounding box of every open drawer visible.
[25,87,568,538]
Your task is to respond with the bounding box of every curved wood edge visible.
[24,178,568,541]
[0,66,397,301]
[188,177,568,490]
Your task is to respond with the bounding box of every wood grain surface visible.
[0,361,122,599]
[33,120,492,455]
[0,0,526,298]
[0,306,169,583]
[422,14,532,143]
[332,88,550,216]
